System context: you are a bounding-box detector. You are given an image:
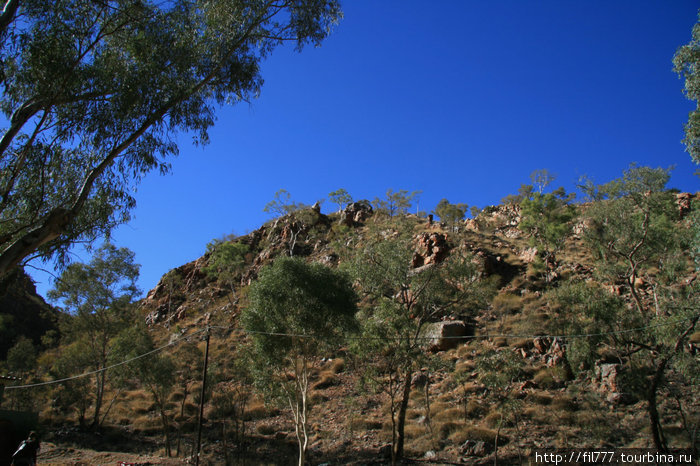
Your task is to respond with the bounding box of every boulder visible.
[423,320,472,351]
[595,363,622,393]
[340,200,373,226]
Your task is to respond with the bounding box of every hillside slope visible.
[124,194,699,464]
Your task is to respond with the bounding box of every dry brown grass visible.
[433,407,462,423]
[492,293,523,315]
[243,399,268,420]
[525,392,553,406]
[329,358,345,373]
[256,423,277,436]
[312,370,337,390]
[347,417,383,431]
[448,425,499,445]
[533,367,568,389]
[132,415,161,434]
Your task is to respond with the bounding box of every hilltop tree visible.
[373,189,421,218]
[242,257,357,466]
[0,0,342,278]
[47,243,140,428]
[673,12,700,165]
[263,190,308,217]
[530,169,556,194]
[433,198,468,232]
[328,188,353,212]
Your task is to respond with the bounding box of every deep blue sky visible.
[29,1,700,300]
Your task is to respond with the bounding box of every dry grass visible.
[492,293,523,315]
[448,425,499,445]
[312,371,337,390]
[433,407,463,423]
[347,417,383,431]
[533,367,567,389]
[256,423,277,436]
[525,392,553,406]
[132,415,161,434]
[329,358,345,373]
[243,399,268,420]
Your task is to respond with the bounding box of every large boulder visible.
[423,320,472,351]
[340,200,373,226]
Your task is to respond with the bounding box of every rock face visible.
[143,257,209,326]
[340,200,373,226]
[0,268,58,359]
[412,232,449,267]
[676,192,697,219]
[423,320,472,351]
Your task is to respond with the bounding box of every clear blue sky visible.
[29,1,700,300]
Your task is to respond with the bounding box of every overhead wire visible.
[5,327,209,390]
[4,314,697,391]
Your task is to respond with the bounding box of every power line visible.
[4,314,697,391]
[226,314,699,341]
[5,327,209,390]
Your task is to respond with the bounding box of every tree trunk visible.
[92,371,105,429]
[393,371,412,463]
[648,356,669,452]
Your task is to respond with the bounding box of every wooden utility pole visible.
[194,327,210,466]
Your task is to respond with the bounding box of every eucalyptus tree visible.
[345,232,493,464]
[0,0,342,278]
[582,164,698,451]
[204,239,248,307]
[433,198,468,232]
[519,188,575,282]
[48,243,140,428]
[373,189,421,218]
[328,188,352,212]
[242,257,357,466]
[674,12,700,165]
[112,324,177,456]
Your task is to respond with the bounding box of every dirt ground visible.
[37,442,189,466]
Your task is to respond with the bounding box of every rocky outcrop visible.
[676,192,697,219]
[143,257,209,325]
[412,232,449,267]
[340,200,373,226]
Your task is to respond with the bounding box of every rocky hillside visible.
[122,192,699,464]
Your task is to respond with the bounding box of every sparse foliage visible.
[433,199,468,232]
[519,188,575,282]
[530,169,556,194]
[328,188,353,212]
[346,233,492,464]
[263,190,307,217]
[373,189,421,218]
[580,164,698,451]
